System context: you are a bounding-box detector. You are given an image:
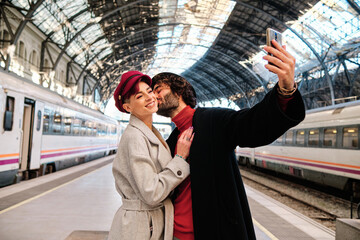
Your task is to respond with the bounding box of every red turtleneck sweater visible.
[171,97,292,240]
[172,106,195,240]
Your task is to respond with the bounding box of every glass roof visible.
[6,0,360,113]
[146,0,235,76]
[252,0,360,85]
[7,0,360,78]
[10,0,235,77]
[10,0,111,68]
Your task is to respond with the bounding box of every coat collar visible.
[129,114,169,151]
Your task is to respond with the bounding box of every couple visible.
[109,40,306,240]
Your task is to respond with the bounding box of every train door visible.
[19,98,44,179]
[19,98,34,178]
[29,101,44,171]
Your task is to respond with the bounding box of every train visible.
[236,100,360,212]
[0,70,122,187]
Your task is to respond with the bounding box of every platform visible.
[0,156,335,240]
[247,186,335,240]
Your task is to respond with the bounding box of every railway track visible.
[239,166,357,231]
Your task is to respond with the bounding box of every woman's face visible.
[123,81,158,117]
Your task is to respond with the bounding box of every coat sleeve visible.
[126,134,190,206]
[208,85,305,149]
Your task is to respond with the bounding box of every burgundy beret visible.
[114,71,152,113]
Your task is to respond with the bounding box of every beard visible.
[157,92,179,117]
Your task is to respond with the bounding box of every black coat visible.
[166,86,305,239]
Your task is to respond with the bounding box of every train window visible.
[52,112,62,133]
[86,121,93,136]
[43,109,50,133]
[285,131,293,145]
[96,123,101,136]
[92,124,97,136]
[73,118,81,135]
[64,117,72,135]
[98,124,106,135]
[342,127,358,148]
[80,120,87,136]
[323,128,337,147]
[4,96,15,131]
[111,126,117,135]
[308,129,319,146]
[36,110,42,131]
[295,130,305,145]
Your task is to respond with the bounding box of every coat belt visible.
[121,198,174,240]
[121,198,163,211]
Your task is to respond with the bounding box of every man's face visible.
[153,83,179,117]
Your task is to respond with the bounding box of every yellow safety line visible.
[0,163,111,215]
[252,218,279,240]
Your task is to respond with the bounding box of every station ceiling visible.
[3,0,360,110]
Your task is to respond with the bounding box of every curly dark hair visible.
[151,72,197,108]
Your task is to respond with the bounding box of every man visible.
[152,40,305,240]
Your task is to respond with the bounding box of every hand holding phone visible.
[266,28,282,65]
[264,28,296,91]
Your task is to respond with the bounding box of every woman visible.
[108,71,194,240]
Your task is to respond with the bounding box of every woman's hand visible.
[176,127,194,160]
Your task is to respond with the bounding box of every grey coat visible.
[108,115,190,240]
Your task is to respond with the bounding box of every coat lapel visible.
[152,127,173,169]
[129,115,159,145]
[129,115,172,169]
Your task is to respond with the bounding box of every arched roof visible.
[2,0,360,110]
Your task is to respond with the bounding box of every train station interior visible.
[0,0,360,239]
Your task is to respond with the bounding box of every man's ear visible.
[123,103,131,113]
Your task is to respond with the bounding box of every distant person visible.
[108,71,194,240]
[151,40,306,240]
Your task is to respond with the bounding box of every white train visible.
[236,100,360,208]
[0,70,122,187]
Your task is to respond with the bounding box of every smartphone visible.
[266,28,282,65]
[266,28,282,48]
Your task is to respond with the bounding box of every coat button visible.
[177,170,182,176]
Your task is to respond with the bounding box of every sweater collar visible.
[172,105,195,133]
